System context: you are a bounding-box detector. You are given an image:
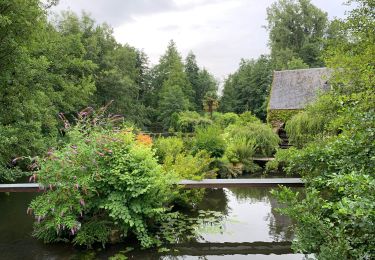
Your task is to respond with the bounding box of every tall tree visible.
[151,40,193,104]
[220,56,273,120]
[53,12,151,126]
[266,0,328,69]
[185,52,218,111]
[0,2,95,180]
[150,40,193,128]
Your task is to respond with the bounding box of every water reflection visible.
[196,188,296,243]
[0,188,304,259]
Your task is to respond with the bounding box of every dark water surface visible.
[0,188,306,259]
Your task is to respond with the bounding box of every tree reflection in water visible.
[225,187,297,241]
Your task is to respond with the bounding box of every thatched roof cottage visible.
[267,67,332,129]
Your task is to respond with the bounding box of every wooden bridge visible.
[0,178,303,192]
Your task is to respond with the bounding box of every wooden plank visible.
[169,241,293,256]
[0,183,43,192]
[251,157,275,162]
[179,178,303,188]
[0,178,304,192]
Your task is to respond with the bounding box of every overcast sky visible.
[51,0,351,81]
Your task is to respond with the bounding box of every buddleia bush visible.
[28,110,175,248]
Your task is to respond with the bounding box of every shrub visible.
[285,94,340,148]
[272,92,375,259]
[28,114,175,248]
[238,111,261,125]
[171,111,212,133]
[162,150,214,206]
[224,122,280,157]
[163,150,213,181]
[211,112,239,128]
[222,136,260,176]
[153,136,184,162]
[193,126,226,158]
[225,136,255,166]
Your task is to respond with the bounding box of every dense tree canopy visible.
[266,0,328,69]
[0,3,219,179]
[185,52,218,111]
[220,56,273,120]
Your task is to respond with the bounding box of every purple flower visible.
[79,199,85,207]
[75,183,79,190]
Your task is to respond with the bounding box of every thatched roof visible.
[269,68,332,110]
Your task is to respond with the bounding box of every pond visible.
[0,188,307,259]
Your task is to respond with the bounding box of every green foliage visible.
[273,111,375,258]
[193,126,226,158]
[154,136,214,207]
[151,40,194,128]
[220,56,273,120]
[225,136,255,164]
[323,0,374,94]
[211,112,239,129]
[170,111,212,133]
[286,112,326,148]
[223,136,258,174]
[272,2,375,258]
[266,109,300,127]
[266,0,328,68]
[286,57,309,70]
[158,84,190,127]
[224,122,280,157]
[28,113,175,248]
[185,52,218,111]
[163,151,213,181]
[153,136,184,162]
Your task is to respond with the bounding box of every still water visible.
[0,188,306,259]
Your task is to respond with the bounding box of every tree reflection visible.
[229,187,296,241]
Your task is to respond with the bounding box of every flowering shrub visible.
[135,133,153,146]
[28,113,175,248]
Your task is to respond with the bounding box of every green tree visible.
[185,51,200,109]
[158,84,189,127]
[54,12,150,126]
[185,52,218,111]
[151,40,193,128]
[272,1,375,258]
[0,1,94,180]
[220,56,273,120]
[151,40,193,106]
[266,0,328,69]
